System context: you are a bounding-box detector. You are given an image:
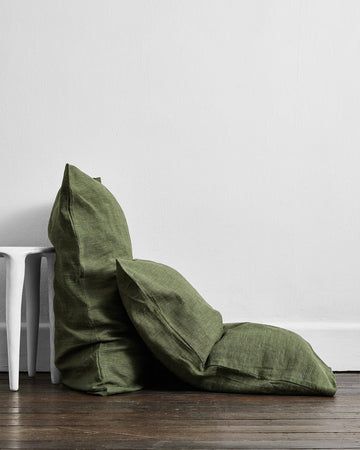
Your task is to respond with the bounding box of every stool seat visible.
[0,246,54,255]
[0,246,61,391]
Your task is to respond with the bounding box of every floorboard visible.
[0,373,359,449]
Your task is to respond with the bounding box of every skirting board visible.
[0,321,359,372]
[0,323,50,372]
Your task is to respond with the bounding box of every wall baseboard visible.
[0,321,359,372]
[0,323,50,372]
[260,321,360,372]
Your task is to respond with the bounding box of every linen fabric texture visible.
[48,164,154,395]
[116,258,337,396]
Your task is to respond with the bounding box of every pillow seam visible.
[206,363,330,394]
[68,176,104,387]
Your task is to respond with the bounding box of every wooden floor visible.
[0,373,359,449]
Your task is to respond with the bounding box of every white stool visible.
[0,246,61,391]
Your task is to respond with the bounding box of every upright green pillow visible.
[48,164,152,395]
[116,258,337,396]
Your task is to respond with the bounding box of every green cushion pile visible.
[48,164,337,396]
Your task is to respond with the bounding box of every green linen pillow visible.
[48,164,153,395]
[115,258,224,382]
[202,322,336,396]
[116,258,337,396]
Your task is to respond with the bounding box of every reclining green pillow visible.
[48,164,154,395]
[116,258,337,396]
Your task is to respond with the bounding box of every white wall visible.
[1,0,360,371]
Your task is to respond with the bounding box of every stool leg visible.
[25,254,41,377]
[5,254,26,391]
[46,254,61,384]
